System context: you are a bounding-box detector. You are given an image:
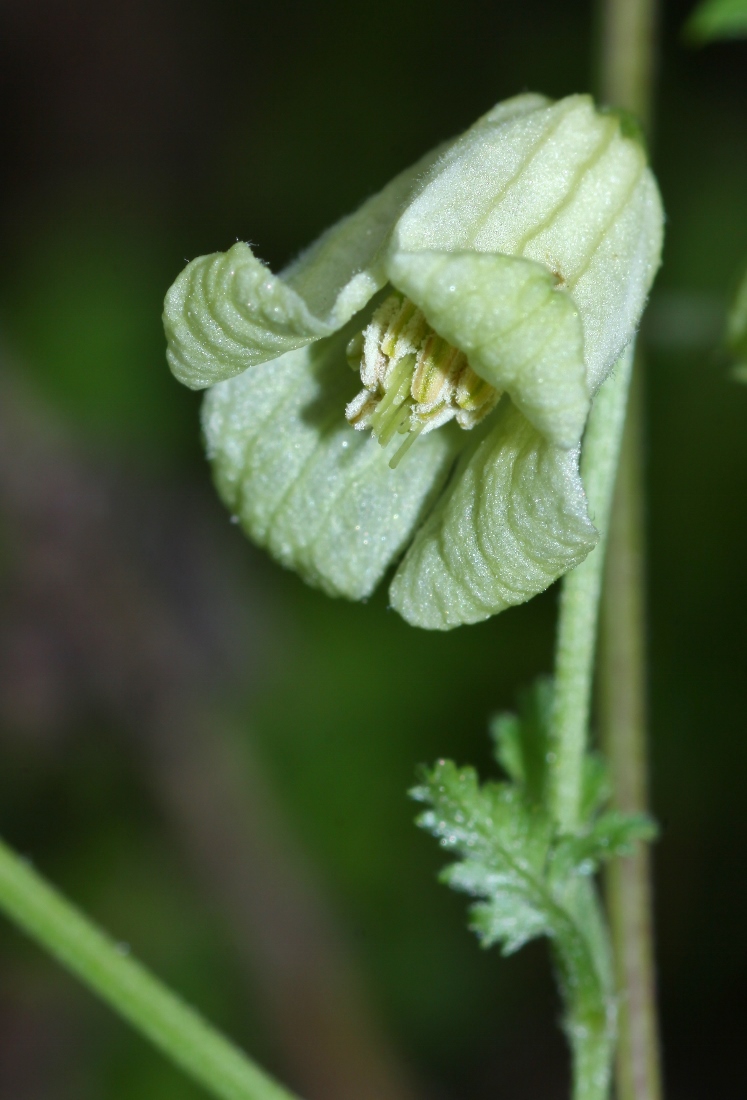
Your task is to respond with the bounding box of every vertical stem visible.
[551,348,634,832]
[597,0,657,128]
[598,2,663,1099]
[599,373,662,1100]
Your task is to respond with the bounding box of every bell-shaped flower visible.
[163,93,663,629]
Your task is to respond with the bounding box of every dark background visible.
[0,1,745,1097]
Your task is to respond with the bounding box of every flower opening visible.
[345,293,501,468]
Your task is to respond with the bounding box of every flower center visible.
[344,293,501,468]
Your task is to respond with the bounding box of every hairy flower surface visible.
[164,93,663,629]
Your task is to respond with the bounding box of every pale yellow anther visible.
[381,297,418,358]
[456,364,500,413]
[344,293,502,467]
[411,336,465,407]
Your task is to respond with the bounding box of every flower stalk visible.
[550,344,634,834]
[0,836,301,1100]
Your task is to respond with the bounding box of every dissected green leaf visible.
[413,679,659,1100]
[551,812,657,883]
[469,889,552,956]
[686,0,747,42]
[413,760,556,955]
[413,754,614,1096]
[412,762,553,884]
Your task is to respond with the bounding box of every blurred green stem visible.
[598,0,656,129]
[598,2,663,1100]
[0,835,301,1100]
[551,345,634,832]
[599,368,662,1100]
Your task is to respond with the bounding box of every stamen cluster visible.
[345,294,501,468]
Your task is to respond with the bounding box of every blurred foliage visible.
[728,266,747,379]
[1,1,747,1098]
[686,0,747,42]
[1,201,200,465]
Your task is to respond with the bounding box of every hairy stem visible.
[0,836,301,1100]
[551,346,634,832]
[556,879,616,1100]
[598,1,664,1098]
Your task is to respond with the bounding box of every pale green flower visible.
[163,93,663,630]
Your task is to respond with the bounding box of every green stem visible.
[0,835,301,1100]
[597,0,657,128]
[558,880,615,1100]
[551,345,634,832]
[599,368,662,1100]
[597,1,664,1098]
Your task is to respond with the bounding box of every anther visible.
[344,293,502,467]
